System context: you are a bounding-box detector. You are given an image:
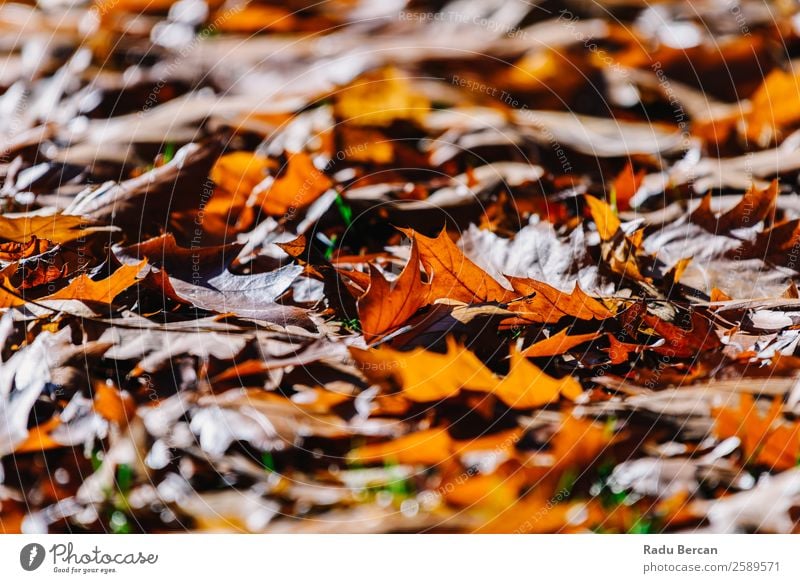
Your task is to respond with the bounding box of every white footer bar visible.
[1,535,798,582]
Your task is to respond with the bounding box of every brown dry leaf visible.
[121,234,241,281]
[690,180,778,233]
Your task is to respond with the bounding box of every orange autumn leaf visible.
[0,213,107,244]
[642,310,720,359]
[548,415,617,471]
[93,382,136,426]
[710,287,732,302]
[291,388,351,415]
[357,240,428,341]
[253,152,332,216]
[745,69,800,145]
[507,276,613,323]
[0,277,25,309]
[14,417,62,453]
[211,151,272,199]
[606,334,640,364]
[521,329,601,358]
[612,162,645,211]
[216,5,296,34]
[477,484,602,533]
[444,469,526,511]
[713,393,800,470]
[348,428,452,466]
[350,428,521,468]
[44,260,146,304]
[0,237,52,261]
[352,339,581,409]
[350,336,497,402]
[490,348,583,408]
[585,194,621,241]
[399,227,512,304]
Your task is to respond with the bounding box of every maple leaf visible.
[585,194,652,285]
[44,260,146,304]
[357,240,428,341]
[399,227,513,304]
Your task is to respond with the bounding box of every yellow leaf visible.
[584,194,620,241]
[335,68,429,127]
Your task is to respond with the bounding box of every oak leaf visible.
[400,228,513,304]
[507,276,613,323]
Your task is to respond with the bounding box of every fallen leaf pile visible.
[3,0,800,534]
